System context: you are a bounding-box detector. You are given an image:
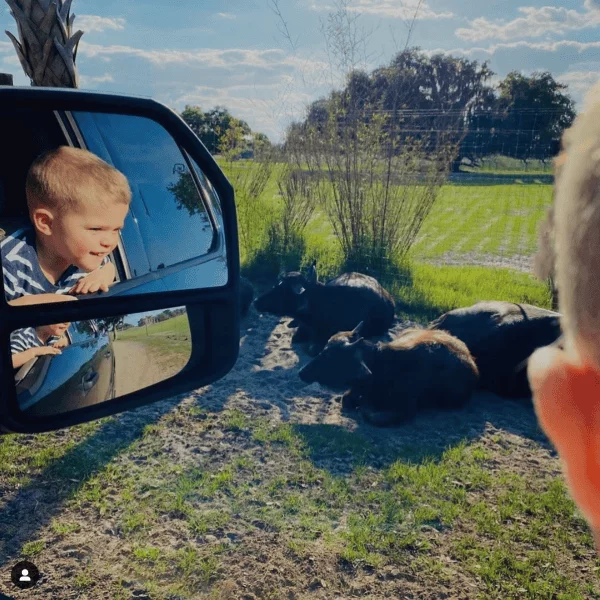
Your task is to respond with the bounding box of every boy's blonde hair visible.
[26,146,131,213]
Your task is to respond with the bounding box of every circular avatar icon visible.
[11,560,40,590]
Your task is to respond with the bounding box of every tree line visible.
[181,48,576,170]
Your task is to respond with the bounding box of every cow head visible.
[254,271,309,316]
[254,262,319,316]
[298,322,372,389]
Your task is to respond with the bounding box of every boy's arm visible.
[68,261,116,296]
[11,345,61,369]
[8,293,78,307]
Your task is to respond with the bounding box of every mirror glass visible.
[11,307,192,417]
[0,108,228,307]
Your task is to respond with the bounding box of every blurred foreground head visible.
[535,82,600,366]
[529,82,600,547]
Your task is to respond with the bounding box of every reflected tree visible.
[167,171,210,229]
[96,316,124,340]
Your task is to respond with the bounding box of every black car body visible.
[15,321,115,416]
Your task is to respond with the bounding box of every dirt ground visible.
[113,340,188,397]
[0,306,596,599]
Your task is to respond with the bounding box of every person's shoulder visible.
[10,327,36,340]
[1,226,34,257]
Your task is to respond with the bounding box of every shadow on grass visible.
[291,391,551,478]
[448,172,554,186]
[242,228,306,283]
[0,395,188,569]
[186,307,288,418]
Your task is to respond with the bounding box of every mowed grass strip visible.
[411,184,552,260]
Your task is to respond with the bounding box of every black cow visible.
[428,301,562,398]
[254,263,395,353]
[299,323,479,426]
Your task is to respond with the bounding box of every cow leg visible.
[340,388,362,411]
[361,406,416,427]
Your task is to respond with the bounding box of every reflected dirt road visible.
[112,340,188,397]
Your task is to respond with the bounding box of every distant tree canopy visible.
[287,48,576,168]
[181,105,270,155]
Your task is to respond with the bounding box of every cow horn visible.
[348,336,364,348]
[351,321,364,337]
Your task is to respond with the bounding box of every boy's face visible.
[45,200,129,272]
[39,322,71,338]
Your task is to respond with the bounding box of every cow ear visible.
[291,282,306,295]
[307,261,318,284]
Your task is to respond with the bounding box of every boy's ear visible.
[31,208,55,236]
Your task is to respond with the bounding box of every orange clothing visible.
[529,346,600,544]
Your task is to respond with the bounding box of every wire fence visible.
[234,115,558,318]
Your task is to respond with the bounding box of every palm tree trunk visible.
[4,0,84,88]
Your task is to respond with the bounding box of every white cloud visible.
[557,70,600,107]
[309,0,453,20]
[76,15,126,33]
[426,39,600,57]
[216,12,237,19]
[456,4,600,42]
[172,83,315,141]
[79,73,115,86]
[2,55,21,66]
[79,42,328,73]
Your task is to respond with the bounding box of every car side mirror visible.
[0,87,241,434]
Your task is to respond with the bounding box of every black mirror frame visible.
[0,87,240,434]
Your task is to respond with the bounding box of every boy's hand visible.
[51,336,69,349]
[69,262,116,295]
[528,346,600,544]
[33,346,62,357]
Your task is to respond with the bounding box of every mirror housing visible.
[0,87,241,434]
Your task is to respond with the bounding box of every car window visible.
[71,112,216,271]
[70,321,97,343]
[188,154,222,216]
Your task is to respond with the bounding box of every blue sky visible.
[1,0,599,141]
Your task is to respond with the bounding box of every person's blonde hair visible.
[26,146,131,213]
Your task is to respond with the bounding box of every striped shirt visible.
[1,227,108,302]
[10,327,61,354]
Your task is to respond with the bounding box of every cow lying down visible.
[428,301,562,398]
[254,263,395,355]
[299,323,479,426]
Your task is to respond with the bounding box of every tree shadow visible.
[289,391,551,478]
[449,172,554,186]
[0,395,190,569]
[186,307,288,417]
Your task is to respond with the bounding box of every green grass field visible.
[229,160,555,317]
[117,314,192,361]
[412,184,552,260]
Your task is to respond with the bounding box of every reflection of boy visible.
[10,322,71,369]
[1,146,131,306]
